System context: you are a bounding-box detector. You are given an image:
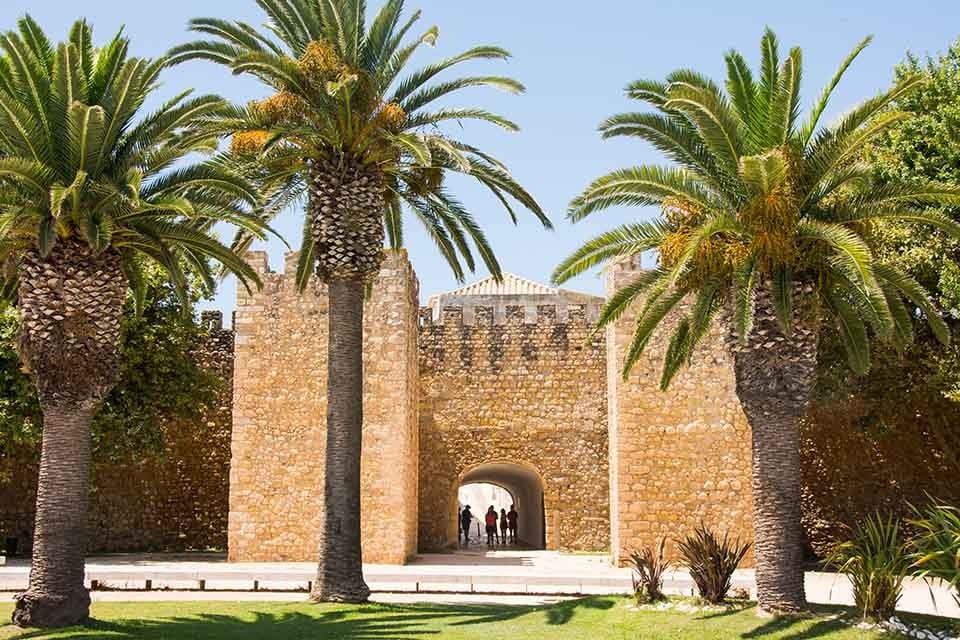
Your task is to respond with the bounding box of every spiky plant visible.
[910,502,960,607]
[826,514,910,621]
[677,524,751,605]
[167,0,548,602]
[553,30,960,613]
[0,17,265,627]
[630,538,672,603]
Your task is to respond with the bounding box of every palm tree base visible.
[11,588,91,628]
[309,581,371,604]
[756,601,810,617]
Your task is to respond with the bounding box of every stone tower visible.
[228,250,420,563]
[606,257,754,564]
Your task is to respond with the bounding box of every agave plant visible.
[554,29,960,612]
[167,0,547,602]
[827,514,910,621]
[910,502,960,607]
[0,17,264,627]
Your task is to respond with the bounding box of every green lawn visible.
[0,597,956,639]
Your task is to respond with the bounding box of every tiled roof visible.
[438,273,559,297]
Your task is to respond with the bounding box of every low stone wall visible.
[417,301,610,553]
[0,318,234,555]
[801,391,960,556]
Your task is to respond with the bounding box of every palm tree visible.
[168,0,548,602]
[553,30,960,613]
[0,18,266,627]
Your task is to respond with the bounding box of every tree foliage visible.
[555,29,960,386]
[0,267,221,469]
[168,0,549,286]
[841,39,960,401]
[0,16,266,306]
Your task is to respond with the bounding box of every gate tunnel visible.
[459,462,546,549]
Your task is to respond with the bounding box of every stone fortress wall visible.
[228,250,753,565]
[606,257,755,564]
[417,297,610,553]
[2,248,950,562]
[0,313,235,555]
[228,250,419,563]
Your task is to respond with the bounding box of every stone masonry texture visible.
[417,300,610,553]
[0,315,234,555]
[607,258,755,565]
[228,250,419,564]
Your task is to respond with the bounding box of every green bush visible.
[676,524,751,604]
[910,502,960,606]
[0,266,221,468]
[630,538,671,604]
[827,513,910,621]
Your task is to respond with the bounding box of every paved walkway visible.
[2,550,957,618]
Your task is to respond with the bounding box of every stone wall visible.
[0,315,234,555]
[228,250,419,563]
[606,258,754,565]
[801,392,960,556]
[417,302,610,553]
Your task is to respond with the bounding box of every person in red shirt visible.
[484,506,498,547]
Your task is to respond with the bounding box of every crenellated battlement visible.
[417,302,601,328]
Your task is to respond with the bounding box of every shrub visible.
[826,513,910,621]
[630,538,671,603]
[910,502,960,606]
[676,524,751,604]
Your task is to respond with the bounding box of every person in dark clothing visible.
[507,504,519,544]
[484,506,498,547]
[499,508,508,544]
[460,505,473,547]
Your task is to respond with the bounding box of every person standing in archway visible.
[507,504,519,545]
[484,506,498,547]
[499,508,508,545]
[460,505,473,548]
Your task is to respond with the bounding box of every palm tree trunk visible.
[12,404,94,628]
[11,239,126,628]
[307,154,383,603]
[730,283,819,613]
[311,277,371,603]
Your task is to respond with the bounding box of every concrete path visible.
[1,550,957,618]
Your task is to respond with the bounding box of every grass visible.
[0,597,957,639]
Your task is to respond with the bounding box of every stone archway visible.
[417,292,611,555]
[458,462,547,549]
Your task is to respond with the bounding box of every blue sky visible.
[6,1,960,317]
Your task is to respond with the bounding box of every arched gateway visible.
[228,250,754,566]
[417,277,609,552]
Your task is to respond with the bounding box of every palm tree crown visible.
[554,29,960,388]
[169,0,549,287]
[0,17,265,306]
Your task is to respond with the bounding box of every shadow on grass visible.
[2,599,618,639]
[738,605,865,639]
[545,597,614,625]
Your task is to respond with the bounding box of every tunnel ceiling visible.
[461,463,543,494]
